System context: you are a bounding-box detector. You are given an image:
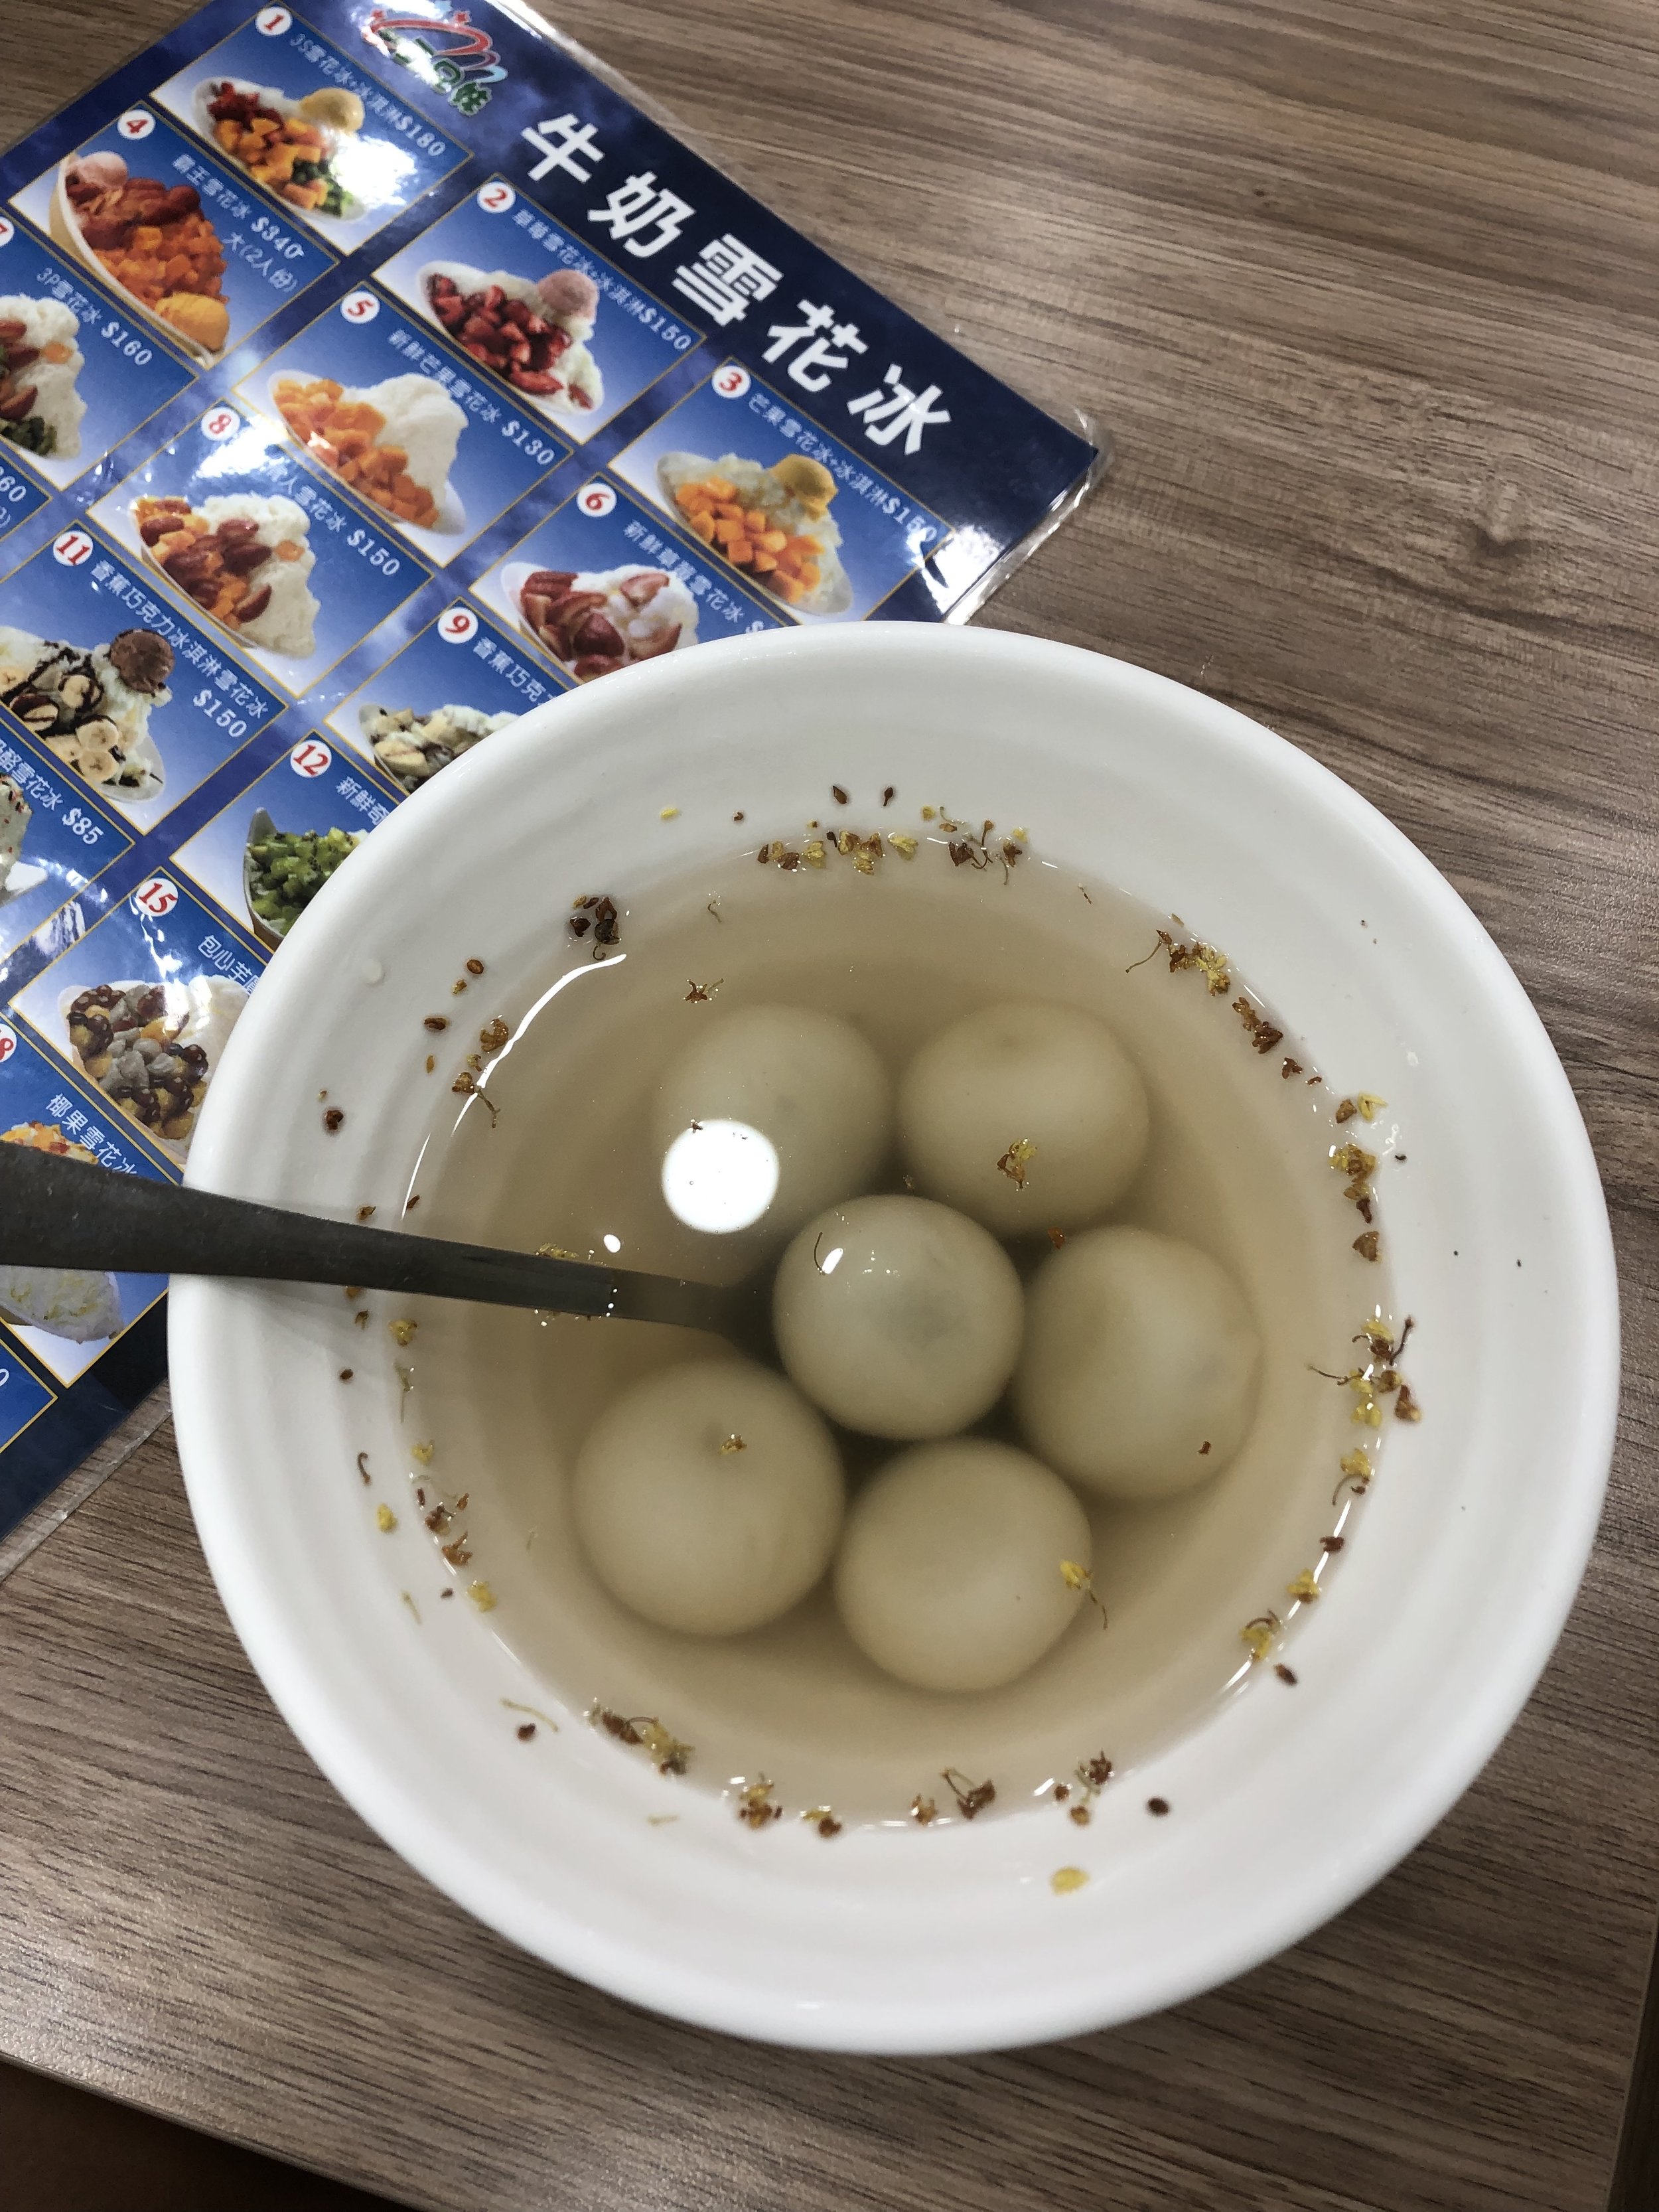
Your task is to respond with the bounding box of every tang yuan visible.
[654,1005,891,1238]
[834,1439,1093,1691]
[899,1001,1149,1235]
[773,1195,1023,1439]
[572,1359,843,1635]
[417,808,1396,1823]
[1016,1225,1262,1501]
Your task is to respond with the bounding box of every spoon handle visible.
[0,1142,739,1336]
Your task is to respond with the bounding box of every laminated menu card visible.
[0,0,1101,1555]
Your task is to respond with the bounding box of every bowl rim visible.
[170,623,1620,2051]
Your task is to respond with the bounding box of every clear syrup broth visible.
[409,841,1389,1823]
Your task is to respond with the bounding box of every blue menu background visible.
[0,722,133,960]
[0,0,1097,1548]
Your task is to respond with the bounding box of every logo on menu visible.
[363,8,506,115]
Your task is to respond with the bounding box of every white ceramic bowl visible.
[171,625,1619,2052]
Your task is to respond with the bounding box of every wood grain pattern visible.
[2,1,1656,2207]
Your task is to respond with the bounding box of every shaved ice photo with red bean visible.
[372,186,702,442]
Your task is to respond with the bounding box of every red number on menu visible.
[134,877,178,917]
[0,1029,15,1064]
[291,741,331,778]
[53,530,93,567]
[0,220,14,250]
[441,609,476,639]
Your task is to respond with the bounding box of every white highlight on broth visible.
[661,1117,781,1233]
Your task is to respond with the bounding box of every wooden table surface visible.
[3,2,1657,2206]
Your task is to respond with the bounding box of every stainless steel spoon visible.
[0,1142,770,1354]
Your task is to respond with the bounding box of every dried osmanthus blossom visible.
[1240,1612,1281,1665]
[1334,1092,1388,1125]
[941,1769,996,1820]
[1060,1558,1108,1631]
[1051,1866,1090,1895]
[569,894,620,956]
[997,1136,1036,1189]
[1127,926,1231,996]
[1231,994,1285,1057]
[587,1704,691,1776]
[735,1777,782,1828]
[451,1068,499,1124]
[1336,1451,1380,1504]
[1058,1751,1114,1827]
[502,1697,560,1735]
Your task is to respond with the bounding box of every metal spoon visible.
[0,1142,770,1355]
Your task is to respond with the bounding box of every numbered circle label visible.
[200,405,240,442]
[117,109,156,141]
[577,480,616,519]
[711,364,751,400]
[0,219,14,252]
[0,1023,15,1064]
[132,875,179,919]
[256,5,293,31]
[438,605,478,645]
[338,289,379,325]
[289,738,332,778]
[52,528,95,569]
[476,181,516,216]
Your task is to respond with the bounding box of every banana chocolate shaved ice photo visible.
[0,624,172,802]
